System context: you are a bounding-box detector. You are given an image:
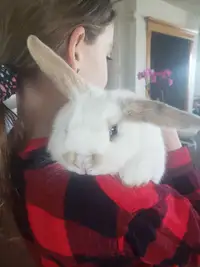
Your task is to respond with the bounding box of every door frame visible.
[146,17,196,111]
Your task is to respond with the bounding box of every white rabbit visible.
[48,88,166,186]
[27,35,200,187]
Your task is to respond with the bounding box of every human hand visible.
[162,129,182,152]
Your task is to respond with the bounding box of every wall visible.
[194,35,200,97]
[107,0,137,91]
[109,0,200,111]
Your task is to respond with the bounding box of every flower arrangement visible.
[137,68,173,100]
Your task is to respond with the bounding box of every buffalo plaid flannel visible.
[10,138,200,267]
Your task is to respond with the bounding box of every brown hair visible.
[0,0,118,259]
[0,0,117,78]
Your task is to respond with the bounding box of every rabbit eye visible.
[109,124,118,141]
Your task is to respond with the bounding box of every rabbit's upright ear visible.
[27,35,89,99]
[121,98,200,129]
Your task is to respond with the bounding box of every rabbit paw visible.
[119,161,155,187]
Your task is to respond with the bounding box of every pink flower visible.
[137,72,144,80]
[168,79,173,86]
[137,69,155,80]
[164,69,172,77]
[144,69,150,77]
[161,71,167,79]
[151,74,157,83]
[155,71,162,77]
[144,68,154,78]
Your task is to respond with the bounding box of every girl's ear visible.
[121,98,200,130]
[67,26,86,73]
[27,35,90,99]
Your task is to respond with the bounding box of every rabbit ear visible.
[121,98,200,129]
[27,35,89,99]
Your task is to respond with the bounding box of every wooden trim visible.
[146,17,195,111]
[146,29,151,69]
[146,17,196,40]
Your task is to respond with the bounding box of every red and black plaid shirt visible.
[10,138,200,267]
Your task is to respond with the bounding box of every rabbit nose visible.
[64,152,101,167]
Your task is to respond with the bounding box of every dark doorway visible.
[150,32,191,110]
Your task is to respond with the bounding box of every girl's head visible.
[0,0,116,88]
[0,0,117,141]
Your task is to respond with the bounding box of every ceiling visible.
[163,0,200,14]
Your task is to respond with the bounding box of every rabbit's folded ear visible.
[121,98,200,129]
[27,35,89,99]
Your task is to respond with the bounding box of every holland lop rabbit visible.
[27,35,200,187]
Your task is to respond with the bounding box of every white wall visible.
[109,0,200,111]
[107,0,137,90]
[194,35,200,97]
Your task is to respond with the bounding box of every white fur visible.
[48,88,166,187]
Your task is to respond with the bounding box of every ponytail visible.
[0,103,16,206]
[0,65,18,233]
[0,69,34,266]
[0,106,34,267]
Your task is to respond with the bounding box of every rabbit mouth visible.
[63,152,102,174]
